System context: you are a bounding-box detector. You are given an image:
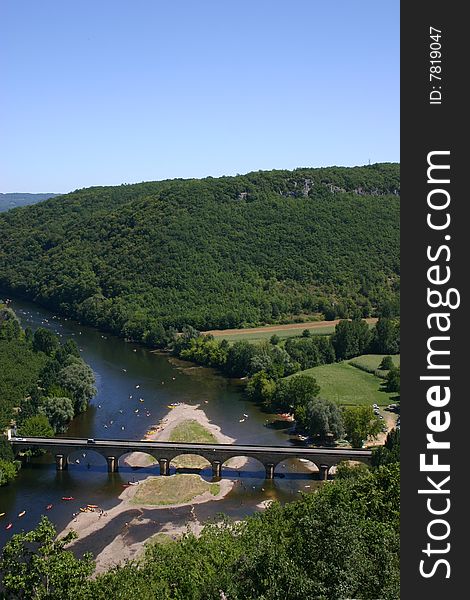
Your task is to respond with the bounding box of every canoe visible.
[5,523,13,530]
[62,497,74,501]
[79,507,88,512]
[87,505,98,508]
[0,512,5,518]
[46,504,53,510]
[18,511,26,518]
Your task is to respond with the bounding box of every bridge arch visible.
[274,457,320,477]
[67,448,107,468]
[221,455,267,478]
[118,451,158,469]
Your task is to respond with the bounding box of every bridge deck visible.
[10,436,371,458]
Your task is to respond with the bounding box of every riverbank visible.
[59,403,246,572]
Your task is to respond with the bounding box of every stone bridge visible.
[9,435,372,480]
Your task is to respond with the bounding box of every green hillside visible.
[0,164,399,341]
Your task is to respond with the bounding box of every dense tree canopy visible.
[0,164,399,339]
[0,305,96,484]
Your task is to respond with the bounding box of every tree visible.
[225,341,257,377]
[269,334,280,345]
[32,328,60,356]
[246,371,277,406]
[56,359,96,413]
[54,339,80,365]
[372,428,400,467]
[297,397,344,442]
[0,516,94,599]
[383,366,400,393]
[0,459,18,486]
[0,436,15,461]
[0,307,22,341]
[332,319,372,361]
[371,318,400,354]
[19,414,54,438]
[38,397,75,433]
[269,374,321,414]
[379,355,394,370]
[285,375,320,410]
[335,461,370,480]
[342,406,381,448]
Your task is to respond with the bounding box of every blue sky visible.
[0,1,399,193]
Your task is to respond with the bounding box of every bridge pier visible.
[318,464,330,481]
[212,460,222,478]
[55,454,67,471]
[265,463,275,480]
[159,458,169,476]
[107,456,118,472]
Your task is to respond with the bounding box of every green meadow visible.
[291,359,398,407]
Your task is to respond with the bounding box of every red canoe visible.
[5,523,13,530]
[62,496,74,501]
[46,504,53,510]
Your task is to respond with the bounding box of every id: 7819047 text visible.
[429,26,443,105]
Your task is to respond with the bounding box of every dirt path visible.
[366,409,398,447]
[202,318,377,337]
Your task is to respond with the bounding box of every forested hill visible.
[0,193,59,212]
[0,164,399,340]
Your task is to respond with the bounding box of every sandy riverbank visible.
[125,403,247,469]
[59,403,246,572]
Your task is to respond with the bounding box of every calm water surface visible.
[0,298,321,551]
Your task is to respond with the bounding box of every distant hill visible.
[0,164,399,341]
[0,193,60,212]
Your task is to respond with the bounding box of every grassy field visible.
[349,354,400,374]
[169,419,216,468]
[217,325,335,343]
[169,420,217,444]
[291,361,397,407]
[205,318,377,344]
[131,474,220,506]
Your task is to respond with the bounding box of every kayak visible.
[87,505,98,508]
[5,523,13,530]
[18,511,26,518]
[0,512,5,518]
[62,497,74,501]
[46,504,53,510]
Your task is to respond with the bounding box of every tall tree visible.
[38,397,75,433]
[296,397,344,442]
[342,406,381,447]
[332,319,372,361]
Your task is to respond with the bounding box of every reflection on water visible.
[0,297,322,551]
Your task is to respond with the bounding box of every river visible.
[0,298,320,553]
